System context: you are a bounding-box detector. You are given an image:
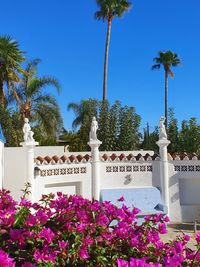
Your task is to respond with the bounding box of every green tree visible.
[167,108,179,153]
[68,99,98,150]
[141,124,159,152]
[108,100,121,149]
[59,129,84,152]
[117,105,141,150]
[0,35,26,106]
[179,118,200,153]
[0,105,22,146]
[68,99,141,151]
[98,100,113,151]
[95,0,132,101]
[13,59,62,138]
[67,99,98,131]
[152,51,181,129]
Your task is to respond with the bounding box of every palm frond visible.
[95,0,132,20]
[34,94,58,107]
[152,64,160,70]
[67,102,81,114]
[33,103,62,136]
[27,76,61,96]
[25,58,41,75]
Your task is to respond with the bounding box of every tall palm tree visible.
[95,0,132,101]
[152,51,181,130]
[13,59,62,136]
[0,35,26,106]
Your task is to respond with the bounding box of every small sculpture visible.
[89,117,98,141]
[23,118,35,142]
[159,116,167,140]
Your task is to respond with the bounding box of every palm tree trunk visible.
[102,18,112,101]
[165,70,168,131]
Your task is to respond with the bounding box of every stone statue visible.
[89,117,98,141]
[159,116,167,140]
[23,118,35,142]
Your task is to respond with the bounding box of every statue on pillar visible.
[23,118,35,142]
[89,117,98,141]
[159,116,167,140]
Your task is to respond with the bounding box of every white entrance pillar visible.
[88,117,102,200]
[20,118,38,202]
[156,116,170,216]
[0,125,5,189]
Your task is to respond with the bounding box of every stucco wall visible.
[4,147,27,200]
[168,160,200,222]
[3,145,200,223]
[0,142,3,189]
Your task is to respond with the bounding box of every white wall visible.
[4,147,27,200]
[100,162,154,189]
[4,144,200,223]
[34,146,65,157]
[0,142,4,189]
[34,163,92,202]
[4,146,65,201]
[168,160,200,222]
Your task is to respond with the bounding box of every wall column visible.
[20,118,38,202]
[88,117,102,200]
[20,141,38,201]
[88,140,102,200]
[0,125,6,190]
[156,117,170,216]
[0,141,4,190]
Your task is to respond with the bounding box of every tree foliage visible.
[0,35,26,106]
[95,0,132,100]
[67,99,141,151]
[141,109,200,154]
[152,51,181,129]
[141,126,159,152]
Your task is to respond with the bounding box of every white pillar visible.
[88,139,102,200]
[20,141,39,202]
[0,125,5,190]
[156,138,170,216]
[0,141,4,189]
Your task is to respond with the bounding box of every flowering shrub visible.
[0,188,200,266]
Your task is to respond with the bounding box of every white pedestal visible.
[88,139,102,200]
[20,141,39,201]
[156,139,170,216]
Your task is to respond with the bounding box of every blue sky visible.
[1,0,200,132]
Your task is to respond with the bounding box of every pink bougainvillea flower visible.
[117,258,129,267]
[195,232,200,244]
[21,263,36,267]
[33,247,57,263]
[0,250,15,267]
[158,223,167,234]
[38,227,55,244]
[163,215,170,223]
[117,196,125,202]
[79,247,90,259]
[174,241,184,253]
[10,229,25,244]
[183,234,190,242]
[58,240,68,250]
[0,189,199,266]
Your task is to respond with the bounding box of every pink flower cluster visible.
[0,189,200,266]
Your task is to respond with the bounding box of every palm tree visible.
[95,0,132,101]
[67,99,98,130]
[0,35,26,106]
[152,51,181,130]
[13,59,62,136]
